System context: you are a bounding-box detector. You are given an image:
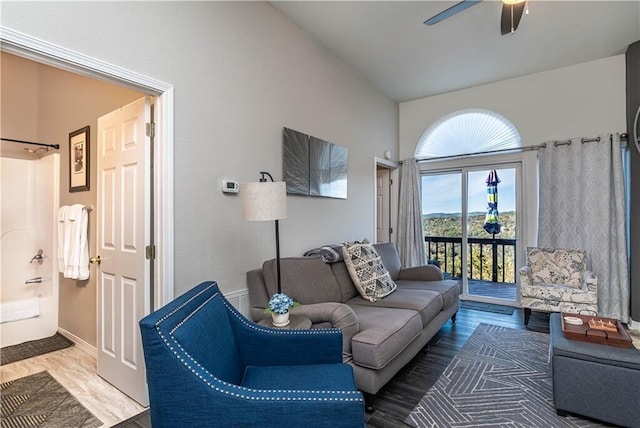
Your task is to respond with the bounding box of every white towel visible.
[0,298,40,324]
[64,204,89,280]
[57,205,69,273]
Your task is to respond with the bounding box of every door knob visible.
[90,255,102,265]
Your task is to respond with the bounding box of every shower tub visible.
[1,154,60,348]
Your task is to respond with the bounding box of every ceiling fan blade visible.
[424,0,483,26]
[501,1,526,35]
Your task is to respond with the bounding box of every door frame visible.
[419,152,537,307]
[374,157,399,245]
[1,27,174,309]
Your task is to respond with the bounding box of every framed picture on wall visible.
[69,126,90,192]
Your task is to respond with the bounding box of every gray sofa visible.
[246,242,460,399]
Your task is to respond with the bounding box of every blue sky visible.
[421,169,516,214]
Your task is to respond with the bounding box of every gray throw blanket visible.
[303,244,344,263]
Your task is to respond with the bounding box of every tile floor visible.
[0,345,146,427]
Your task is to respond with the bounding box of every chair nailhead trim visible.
[151,283,362,403]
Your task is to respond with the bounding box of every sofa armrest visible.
[247,268,270,321]
[233,314,344,366]
[398,264,444,281]
[291,303,359,363]
[519,266,532,287]
[583,270,598,294]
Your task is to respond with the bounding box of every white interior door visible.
[376,168,391,243]
[96,97,151,406]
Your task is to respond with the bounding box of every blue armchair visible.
[139,281,364,427]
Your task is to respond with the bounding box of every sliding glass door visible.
[422,164,520,305]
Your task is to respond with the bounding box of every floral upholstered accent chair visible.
[520,247,597,325]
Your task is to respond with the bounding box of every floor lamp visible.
[240,172,287,294]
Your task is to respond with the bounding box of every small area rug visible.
[460,300,515,315]
[1,371,102,428]
[1,333,73,366]
[405,324,607,427]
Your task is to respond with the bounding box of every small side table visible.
[257,314,312,329]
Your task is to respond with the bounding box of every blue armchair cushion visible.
[242,363,358,391]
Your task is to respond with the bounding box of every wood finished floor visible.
[5,308,636,427]
[114,306,550,428]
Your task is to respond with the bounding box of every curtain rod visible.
[1,137,60,150]
[413,132,628,163]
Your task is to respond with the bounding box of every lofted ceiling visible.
[271,1,640,102]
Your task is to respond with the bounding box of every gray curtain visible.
[538,133,629,322]
[397,158,426,267]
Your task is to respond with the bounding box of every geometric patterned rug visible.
[0,371,102,428]
[405,324,608,428]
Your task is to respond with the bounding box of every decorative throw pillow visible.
[342,239,397,302]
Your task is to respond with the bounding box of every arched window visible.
[415,109,521,159]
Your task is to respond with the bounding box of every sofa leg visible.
[556,409,568,417]
[524,308,531,325]
[451,312,457,324]
[363,392,376,413]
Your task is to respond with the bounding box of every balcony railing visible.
[424,236,516,283]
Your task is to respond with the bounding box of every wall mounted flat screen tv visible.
[283,127,348,199]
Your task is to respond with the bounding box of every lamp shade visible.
[240,181,287,221]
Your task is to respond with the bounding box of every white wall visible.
[1,2,399,297]
[399,54,627,286]
[400,55,627,159]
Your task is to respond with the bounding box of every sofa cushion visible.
[262,257,343,304]
[342,240,397,302]
[372,242,402,281]
[346,289,442,328]
[330,262,359,302]
[521,283,598,304]
[395,280,461,309]
[348,306,422,370]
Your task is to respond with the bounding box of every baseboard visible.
[57,327,96,358]
[629,318,640,331]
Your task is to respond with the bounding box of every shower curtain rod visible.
[1,137,60,150]
[413,132,628,163]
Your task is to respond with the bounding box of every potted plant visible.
[265,293,300,327]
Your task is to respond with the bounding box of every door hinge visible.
[389,227,393,235]
[145,245,156,260]
[145,122,155,138]
[390,178,393,185]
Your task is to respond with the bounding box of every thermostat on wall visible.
[221,180,239,194]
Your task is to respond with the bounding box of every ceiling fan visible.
[424,0,527,35]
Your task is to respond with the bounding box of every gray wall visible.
[2,2,399,303]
